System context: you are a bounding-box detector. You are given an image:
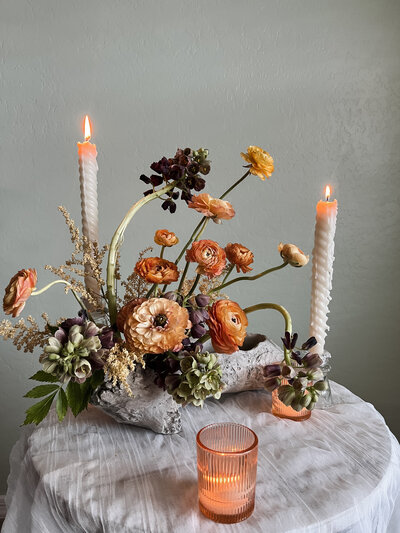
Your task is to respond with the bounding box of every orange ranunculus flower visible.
[3,268,37,318]
[134,257,179,285]
[185,239,226,278]
[154,229,179,247]
[240,146,274,180]
[207,299,248,354]
[278,243,309,267]
[124,298,190,354]
[188,193,235,224]
[225,243,254,273]
[116,298,147,334]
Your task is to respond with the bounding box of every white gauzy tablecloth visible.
[4,382,400,533]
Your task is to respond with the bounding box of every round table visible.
[4,382,400,532]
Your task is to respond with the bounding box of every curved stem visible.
[220,264,235,286]
[184,273,201,302]
[32,280,92,321]
[174,217,206,265]
[209,262,288,294]
[31,279,72,296]
[106,181,177,326]
[193,217,209,241]
[243,303,292,364]
[219,170,250,199]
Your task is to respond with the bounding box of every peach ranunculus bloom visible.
[3,268,37,317]
[124,298,190,354]
[188,193,235,224]
[207,299,248,354]
[185,239,226,278]
[154,229,179,247]
[135,257,179,285]
[225,243,254,273]
[278,243,309,267]
[240,146,274,181]
[116,297,147,334]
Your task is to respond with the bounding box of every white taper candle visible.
[309,186,338,354]
[77,116,99,301]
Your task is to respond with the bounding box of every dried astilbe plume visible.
[104,344,144,396]
[0,313,56,353]
[120,247,152,305]
[45,207,109,309]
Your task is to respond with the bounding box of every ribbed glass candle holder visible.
[196,423,258,523]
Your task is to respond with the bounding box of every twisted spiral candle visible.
[309,189,338,354]
[77,116,99,302]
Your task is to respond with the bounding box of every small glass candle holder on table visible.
[196,423,258,524]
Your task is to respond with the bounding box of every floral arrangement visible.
[1,145,327,425]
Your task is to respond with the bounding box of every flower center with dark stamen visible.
[154,314,168,328]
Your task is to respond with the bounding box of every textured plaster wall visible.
[1,0,399,493]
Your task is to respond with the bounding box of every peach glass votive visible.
[197,423,258,524]
[271,379,311,421]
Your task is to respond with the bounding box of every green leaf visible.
[66,380,91,417]
[24,384,60,398]
[29,371,59,383]
[22,392,57,426]
[90,369,105,390]
[56,388,68,422]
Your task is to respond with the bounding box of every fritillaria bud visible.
[263,363,281,378]
[300,394,312,408]
[282,365,296,379]
[278,384,296,406]
[163,291,179,301]
[302,353,322,369]
[313,380,328,391]
[191,323,207,338]
[189,309,204,325]
[307,368,324,382]
[264,376,281,392]
[195,294,210,308]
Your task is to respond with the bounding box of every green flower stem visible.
[208,262,288,294]
[219,170,250,200]
[177,261,190,293]
[106,181,177,327]
[174,170,251,266]
[175,217,206,265]
[243,303,293,364]
[160,245,165,258]
[146,284,158,298]
[184,274,201,302]
[198,332,211,344]
[31,280,92,321]
[220,264,235,286]
[193,217,209,241]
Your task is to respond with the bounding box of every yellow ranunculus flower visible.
[240,146,274,180]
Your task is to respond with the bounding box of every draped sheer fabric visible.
[4,382,400,532]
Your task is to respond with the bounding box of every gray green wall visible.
[1,0,399,493]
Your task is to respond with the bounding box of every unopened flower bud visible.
[195,294,210,307]
[300,394,312,408]
[308,368,324,382]
[282,365,296,379]
[191,323,207,338]
[303,353,322,368]
[278,385,296,406]
[313,380,328,391]
[263,363,281,378]
[264,376,280,392]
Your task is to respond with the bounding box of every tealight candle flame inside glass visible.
[196,423,258,524]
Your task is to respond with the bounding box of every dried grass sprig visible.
[0,313,55,353]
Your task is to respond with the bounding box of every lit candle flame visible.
[84,115,91,142]
[325,185,331,201]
